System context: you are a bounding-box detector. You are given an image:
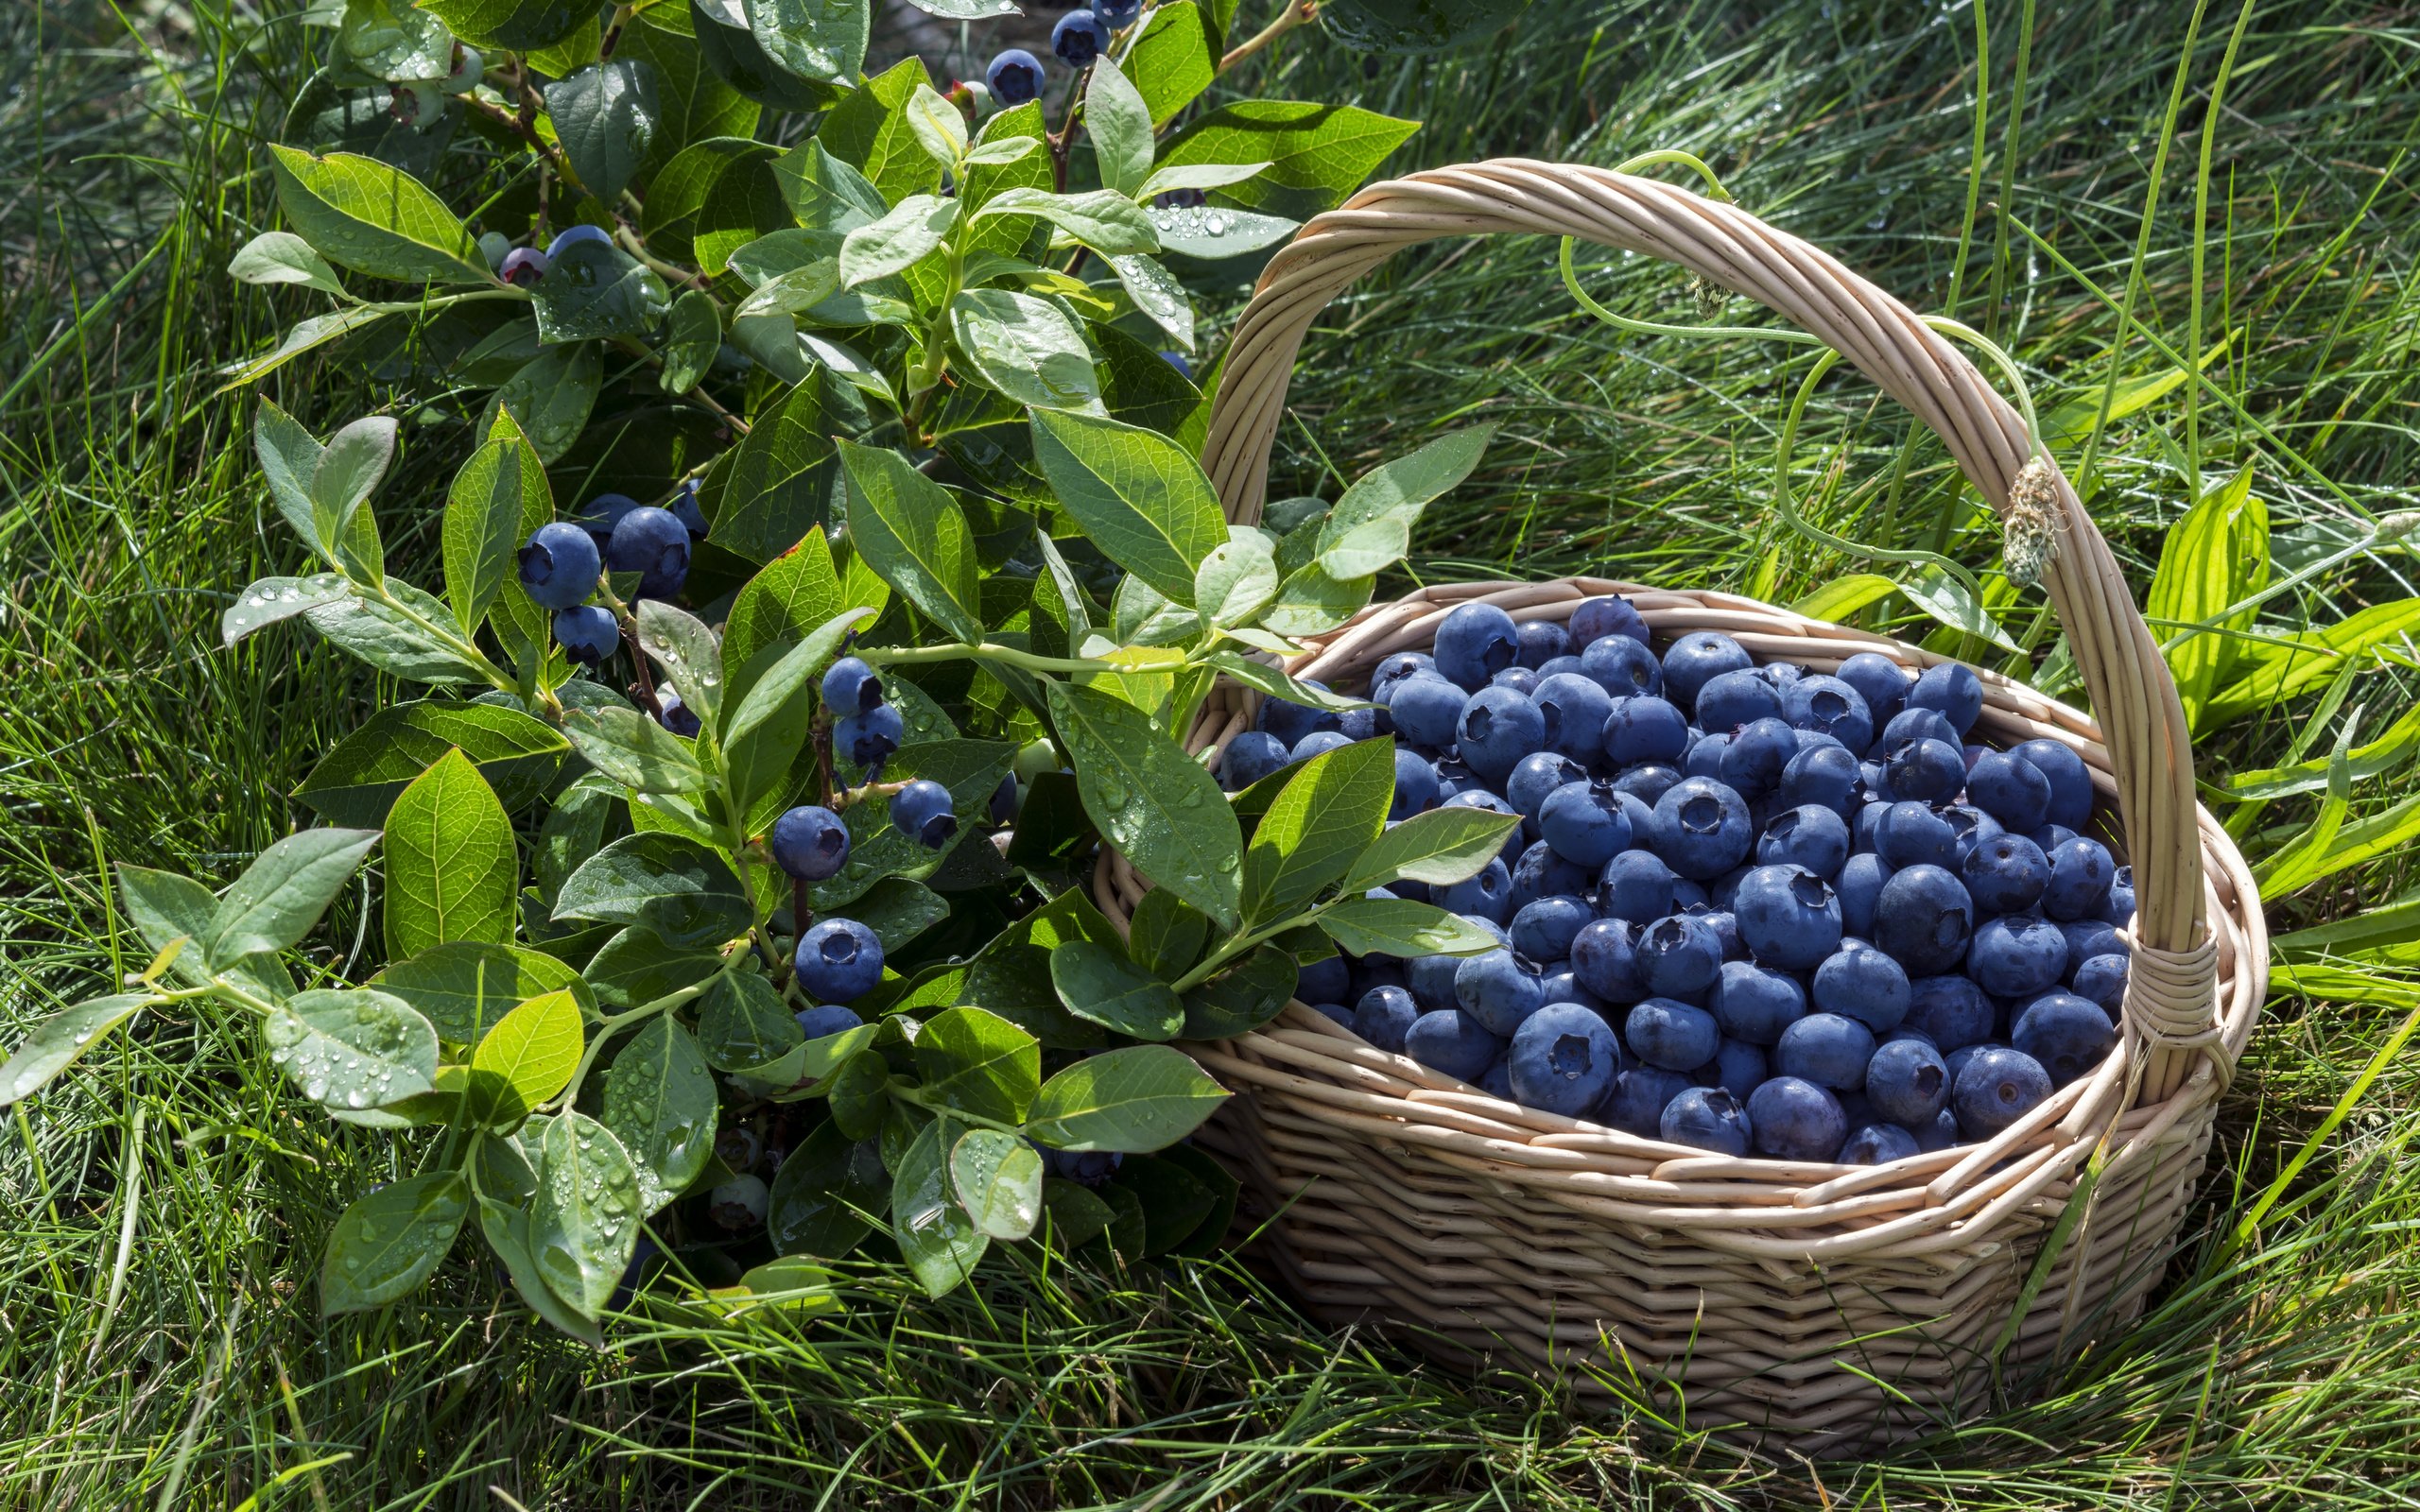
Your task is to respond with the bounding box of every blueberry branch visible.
[856,642,1121,676]
[1219,0,1318,72]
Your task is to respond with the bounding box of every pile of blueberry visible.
[1233,597,2135,1165]
[514,482,704,671]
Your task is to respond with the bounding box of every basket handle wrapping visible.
[1199,159,2219,1108]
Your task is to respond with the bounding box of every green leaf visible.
[949,289,1102,414]
[529,1111,644,1318]
[620,12,761,172]
[415,0,590,48]
[530,236,670,344]
[1041,1177,1117,1246]
[973,187,1159,256]
[2205,598,2420,728]
[701,367,863,565]
[748,0,868,85]
[641,137,786,276]
[562,705,708,795]
[1900,565,2020,653]
[824,1050,890,1139]
[1049,939,1184,1040]
[229,230,343,295]
[837,438,983,642]
[1046,679,1241,928]
[773,139,888,231]
[2044,334,2233,442]
[1029,409,1226,607]
[1193,534,1280,627]
[1341,805,1524,892]
[912,1005,1041,1125]
[116,866,288,1000]
[1199,654,1368,719]
[891,1114,989,1297]
[1259,562,1374,639]
[1127,887,1209,981]
[371,941,591,1045]
[0,994,150,1108]
[903,79,968,165]
[302,585,492,684]
[1024,1044,1227,1152]
[2149,465,2268,725]
[2261,794,2420,895]
[1136,162,1270,199]
[722,605,878,814]
[482,341,601,465]
[299,699,564,829]
[548,59,659,201]
[696,969,803,1073]
[1104,252,1193,352]
[582,927,724,1011]
[441,408,548,642]
[1790,574,1903,624]
[634,600,724,733]
[1128,1,1214,126]
[268,146,491,284]
[384,748,517,959]
[265,988,441,1126]
[601,1016,717,1212]
[721,529,865,672]
[769,1121,886,1255]
[310,415,394,583]
[248,403,327,556]
[222,574,356,647]
[1241,738,1394,926]
[819,59,940,205]
[1318,896,1504,958]
[208,828,382,968]
[477,1195,602,1345]
[848,876,950,953]
[553,833,751,947]
[340,0,453,81]
[320,1172,469,1315]
[658,288,722,394]
[468,989,585,1126]
[217,306,392,388]
[949,1128,1043,1241]
[838,193,957,286]
[1158,101,1420,217]
[1083,57,1153,198]
[2227,702,2420,800]
[1179,945,1297,1038]
[1145,202,1299,260]
[687,0,833,110]
[1315,425,1494,579]
[1318,0,1531,52]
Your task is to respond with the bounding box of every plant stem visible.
[1170,909,1316,994]
[1219,0,1317,72]
[889,1084,1028,1138]
[553,975,721,1112]
[858,641,1114,676]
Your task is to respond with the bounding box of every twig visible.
[1219,0,1317,72]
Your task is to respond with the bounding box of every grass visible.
[5,0,2420,1503]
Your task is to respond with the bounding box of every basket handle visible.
[1200,159,2219,1106]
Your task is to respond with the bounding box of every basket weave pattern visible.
[1088,161,2266,1446]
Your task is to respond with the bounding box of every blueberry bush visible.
[0,0,1572,1333]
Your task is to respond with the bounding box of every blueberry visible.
[1388,674,1469,750]
[1443,788,1527,866]
[1538,781,1632,868]
[1598,849,1678,924]
[1569,594,1650,648]
[1626,996,1720,1071]
[836,704,906,775]
[1874,800,1959,870]
[1757,803,1852,880]
[1220,730,1290,791]
[1908,662,1984,737]
[1967,913,2066,999]
[1388,747,1440,819]
[1811,940,1910,1030]
[1296,950,1352,1007]
[1508,1002,1623,1116]
[1535,654,1583,680]
[1509,840,1592,914]
[545,223,613,258]
[1837,852,1893,936]
[1434,603,1522,692]
[1778,744,1864,817]
[1912,1107,1962,1152]
[1611,763,1685,807]
[1709,959,1806,1044]
[1043,1148,1123,1186]
[1960,833,2050,916]
[710,1173,769,1230]
[1733,864,1842,971]
[1873,864,1974,974]
[1951,1045,2052,1137]
[1660,1085,1754,1155]
[1454,687,1545,783]
[1535,965,1604,1011]
[1683,732,1730,782]
[1352,985,1421,1052]
[1098,0,1141,24]
[2043,837,2116,921]
[1370,651,1437,705]
[1720,716,1798,797]
[1454,949,1546,1036]
[2071,954,2129,1015]
[1492,666,1540,696]
[1636,914,1722,1001]
[668,482,708,538]
[1308,1001,1354,1028]
[1906,974,1996,1054]
[1051,9,1107,62]
[1938,802,2003,864]
[1863,1036,1949,1124]
[2059,919,2127,979]
[1478,1057,1516,1100]
[1943,1043,1987,1087]
[499,246,549,287]
[769,804,851,880]
[1603,695,1688,765]
[1508,751,1586,819]
[986,47,1045,102]
[1406,1008,1502,1083]
[1580,634,1664,698]
[1351,956,1409,1002]
[795,1003,863,1041]
[1650,776,1754,880]
[656,690,702,739]
[1774,1012,1876,1091]
[1292,730,1353,763]
[1531,673,1613,763]
[552,604,619,664]
[1256,681,1341,747]
[1601,1066,1692,1135]
[1515,619,1571,670]
[1338,705,1392,742]
[1747,1076,1848,1161]
[1784,675,1876,752]
[1881,738,1966,806]
[2101,866,2136,929]
[795,918,883,1002]
[1837,1123,1920,1165]
[890,779,957,849]
[1510,895,1594,962]
[1876,705,1962,755]
[1694,668,1785,733]
[569,492,637,549]
[1958,750,2046,833]
[1660,632,1753,713]
[2013,737,2096,831]
[1706,1037,1768,1099]
[1569,918,1647,1003]
[606,505,691,600]
[1697,907,1744,960]
[2030,822,2078,854]
[2012,991,2116,1085]
[1835,651,1911,728]
[821,655,885,716]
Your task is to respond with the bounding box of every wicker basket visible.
[1088,159,2266,1451]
